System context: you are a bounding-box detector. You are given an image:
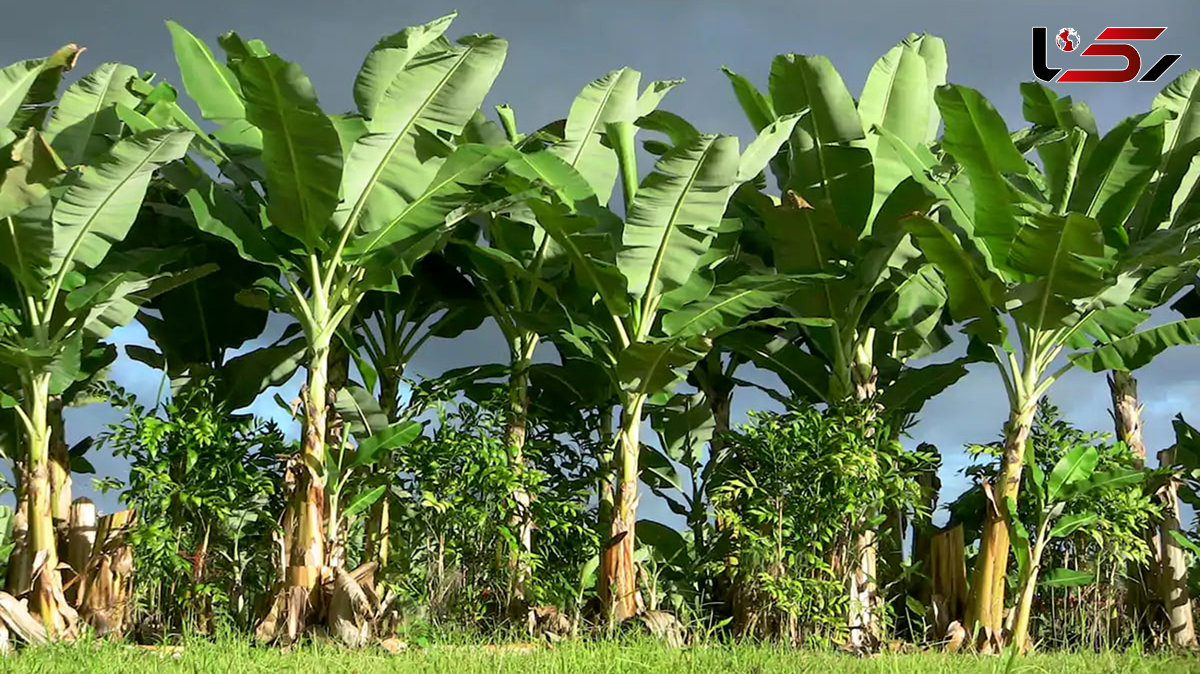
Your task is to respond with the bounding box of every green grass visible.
[0,638,1196,674]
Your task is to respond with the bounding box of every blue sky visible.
[2,0,1197,525]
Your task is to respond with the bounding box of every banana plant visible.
[1015,72,1200,645]
[144,14,512,641]
[512,68,801,619]
[722,34,971,644]
[444,75,689,607]
[1017,72,1200,468]
[0,47,199,635]
[887,81,1200,640]
[1005,444,1144,650]
[339,255,487,568]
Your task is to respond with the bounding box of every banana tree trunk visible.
[600,393,646,622]
[48,395,71,551]
[1009,559,1039,653]
[967,401,1038,643]
[278,340,330,639]
[364,370,399,568]
[706,384,733,611]
[596,404,616,585]
[1109,371,1161,630]
[911,451,941,608]
[6,464,30,597]
[24,372,67,636]
[364,497,390,569]
[1109,371,1147,462]
[505,336,537,615]
[847,347,878,648]
[323,343,348,570]
[1158,446,1197,649]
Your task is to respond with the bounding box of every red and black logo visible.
[1033,27,1181,83]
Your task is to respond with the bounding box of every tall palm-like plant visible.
[1043,70,1200,648]
[0,48,197,634]
[1016,73,1200,463]
[888,81,1200,646]
[445,75,684,609]
[721,34,970,643]
[510,71,801,620]
[146,14,512,640]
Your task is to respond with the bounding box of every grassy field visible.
[0,639,1196,673]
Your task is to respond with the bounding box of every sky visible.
[2,0,1198,526]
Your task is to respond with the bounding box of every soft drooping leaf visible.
[618,134,740,302]
[649,391,715,465]
[42,63,140,167]
[1008,212,1111,331]
[903,215,1004,343]
[1079,467,1144,493]
[505,149,597,210]
[336,383,390,435]
[1039,568,1095,587]
[1168,529,1200,559]
[877,357,972,417]
[219,338,306,410]
[640,444,684,493]
[347,143,514,259]
[661,275,801,338]
[859,33,946,222]
[721,329,830,403]
[0,128,64,222]
[0,132,62,289]
[50,129,193,275]
[875,125,976,237]
[769,54,873,233]
[72,261,219,338]
[1047,444,1099,501]
[550,68,640,205]
[352,420,422,467]
[141,245,270,369]
[636,519,689,565]
[125,344,165,371]
[223,37,342,250]
[1070,318,1200,372]
[721,66,775,134]
[166,21,247,125]
[1049,511,1099,539]
[342,485,386,519]
[338,25,507,240]
[935,84,1028,265]
[736,113,801,182]
[352,14,456,123]
[165,158,279,266]
[636,79,683,119]
[1005,495,1031,578]
[616,340,705,396]
[1150,70,1200,231]
[1070,108,1168,229]
[0,45,82,130]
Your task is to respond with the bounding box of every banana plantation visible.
[2,12,1200,664]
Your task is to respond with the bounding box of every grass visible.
[0,638,1196,673]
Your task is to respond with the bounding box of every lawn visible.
[0,639,1195,674]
